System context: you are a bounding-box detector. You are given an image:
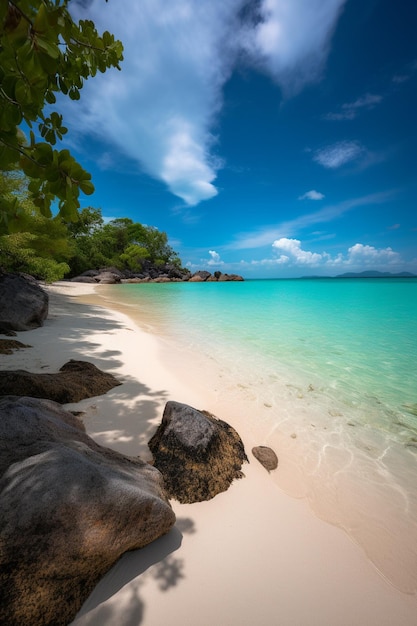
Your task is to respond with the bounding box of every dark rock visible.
[99,266,124,278]
[190,270,211,281]
[96,270,121,284]
[70,275,97,283]
[0,271,48,332]
[69,266,242,284]
[148,401,248,503]
[0,359,122,403]
[252,446,278,472]
[217,273,244,281]
[0,339,31,355]
[0,396,175,626]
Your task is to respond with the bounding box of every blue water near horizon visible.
[104,277,417,592]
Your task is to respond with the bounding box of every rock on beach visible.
[0,396,175,626]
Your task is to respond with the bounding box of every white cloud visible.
[269,239,402,270]
[243,240,404,274]
[272,238,324,264]
[67,0,347,206]
[299,190,325,200]
[313,141,364,169]
[346,243,400,265]
[208,250,224,265]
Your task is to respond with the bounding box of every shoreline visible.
[4,281,417,625]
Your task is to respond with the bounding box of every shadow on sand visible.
[71,518,196,626]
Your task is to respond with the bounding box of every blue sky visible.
[65,0,416,278]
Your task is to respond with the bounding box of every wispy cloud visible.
[324,93,383,120]
[298,190,325,200]
[246,0,347,95]
[67,0,346,206]
[228,191,394,250]
[313,140,364,168]
[392,59,417,84]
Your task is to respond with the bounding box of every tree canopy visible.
[68,207,182,277]
[0,173,183,282]
[0,1,123,231]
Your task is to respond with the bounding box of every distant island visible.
[335,271,416,278]
[300,271,416,279]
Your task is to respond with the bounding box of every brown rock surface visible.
[0,359,121,403]
[148,401,248,503]
[252,446,279,472]
[0,396,175,626]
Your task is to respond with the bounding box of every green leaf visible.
[36,36,60,60]
[79,180,94,195]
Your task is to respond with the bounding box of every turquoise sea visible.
[104,277,417,593]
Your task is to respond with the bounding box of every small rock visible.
[251,446,278,472]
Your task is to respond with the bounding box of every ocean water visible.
[104,278,417,593]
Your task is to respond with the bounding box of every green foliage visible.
[0,1,123,228]
[67,208,183,276]
[0,170,73,280]
[0,173,186,281]
[119,244,150,272]
[0,230,70,281]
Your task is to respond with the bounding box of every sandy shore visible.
[3,281,417,625]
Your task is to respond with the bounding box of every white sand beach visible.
[3,281,417,626]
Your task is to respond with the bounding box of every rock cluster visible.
[0,359,122,403]
[0,396,175,626]
[149,401,248,503]
[70,265,244,284]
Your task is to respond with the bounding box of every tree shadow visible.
[7,295,172,459]
[71,517,196,626]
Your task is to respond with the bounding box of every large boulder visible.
[148,401,248,503]
[218,273,244,281]
[189,270,211,282]
[0,271,48,332]
[0,359,122,403]
[0,396,175,626]
[96,270,122,284]
[70,275,97,283]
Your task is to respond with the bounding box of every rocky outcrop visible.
[148,401,248,503]
[188,270,211,282]
[252,446,278,472]
[0,271,48,332]
[70,267,123,284]
[0,396,175,626]
[0,360,122,403]
[70,265,244,284]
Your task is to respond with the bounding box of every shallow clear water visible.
[105,278,417,592]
